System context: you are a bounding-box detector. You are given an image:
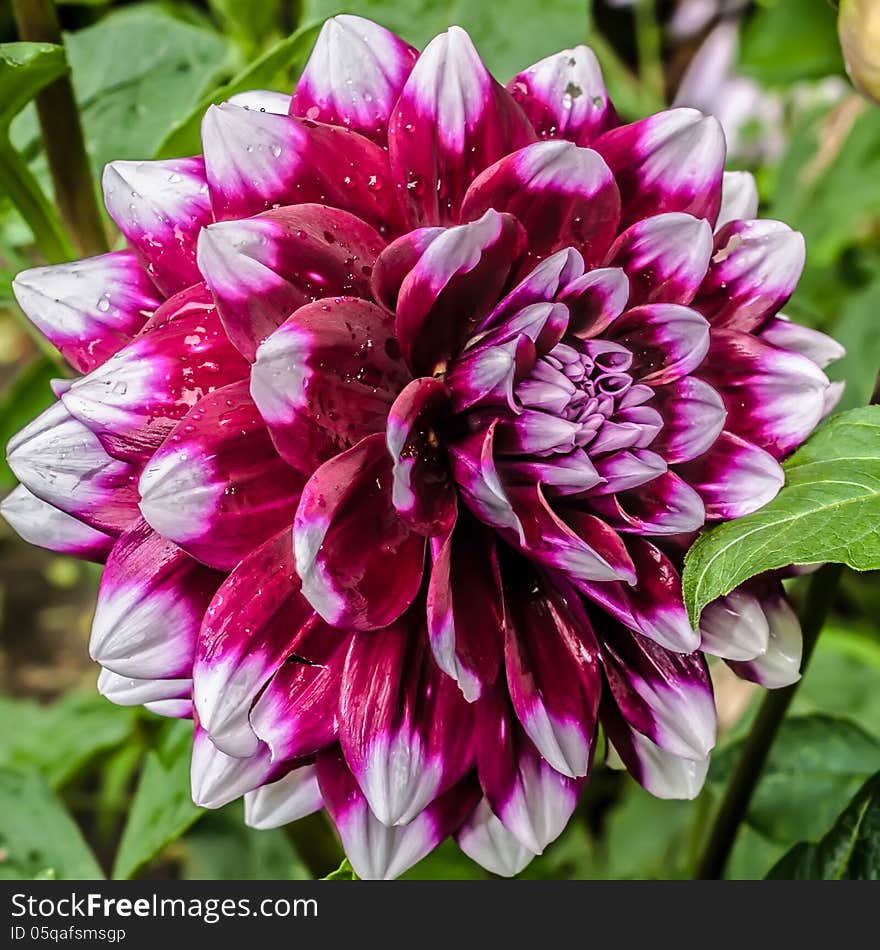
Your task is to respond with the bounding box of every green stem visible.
[633,0,665,106]
[696,562,845,879]
[11,0,107,257]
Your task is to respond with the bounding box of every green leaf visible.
[156,20,322,159]
[0,766,104,879]
[683,406,880,627]
[710,715,880,845]
[208,0,283,55]
[0,43,67,129]
[323,858,357,880]
[739,0,844,86]
[112,720,203,880]
[0,692,138,788]
[767,770,880,879]
[301,0,592,79]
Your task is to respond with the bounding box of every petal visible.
[388,26,536,227]
[293,433,425,630]
[227,90,291,114]
[290,15,417,143]
[102,157,212,297]
[716,170,759,231]
[61,286,249,464]
[606,303,710,385]
[427,515,504,702]
[677,429,784,519]
[456,797,536,877]
[12,251,160,373]
[243,766,323,829]
[460,140,620,265]
[198,205,385,360]
[144,698,192,718]
[251,296,409,474]
[650,376,727,464]
[192,529,313,756]
[700,331,829,459]
[98,668,191,707]
[0,485,114,561]
[191,727,280,809]
[90,519,223,679]
[593,108,725,229]
[591,470,706,535]
[386,378,457,535]
[758,317,846,369]
[605,212,713,307]
[339,622,475,826]
[371,227,445,311]
[508,45,616,145]
[498,449,602,496]
[591,448,668,495]
[504,575,601,778]
[694,220,805,331]
[395,209,526,375]
[699,587,771,661]
[727,591,803,688]
[559,266,630,339]
[600,625,716,760]
[201,103,402,231]
[7,400,139,535]
[139,381,303,570]
[317,748,479,880]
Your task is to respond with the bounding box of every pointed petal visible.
[456,797,536,877]
[593,108,725,229]
[699,586,771,661]
[591,448,668,495]
[191,727,280,809]
[460,140,620,265]
[102,157,212,296]
[290,15,417,143]
[98,668,191,707]
[508,45,616,145]
[197,205,385,360]
[716,170,759,231]
[12,251,159,373]
[293,433,425,630]
[243,765,323,829]
[650,376,727,464]
[389,26,536,227]
[90,519,223,679]
[727,591,803,688]
[560,266,629,339]
[591,470,706,535]
[759,317,846,369]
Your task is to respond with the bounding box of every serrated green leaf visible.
[710,715,880,845]
[301,0,591,79]
[683,407,880,627]
[767,770,880,879]
[0,767,104,879]
[112,720,202,880]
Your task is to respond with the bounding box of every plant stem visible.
[11,0,107,257]
[633,0,665,106]
[696,562,845,879]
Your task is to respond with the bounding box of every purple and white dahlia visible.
[3,16,844,878]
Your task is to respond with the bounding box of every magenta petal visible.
[695,220,805,331]
[371,227,445,311]
[386,378,457,536]
[559,267,630,339]
[201,103,402,231]
[759,317,846,369]
[456,797,535,877]
[716,170,759,231]
[102,157,212,297]
[293,433,426,630]
[90,519,223,679]
[650,376,727,464]
[198,204,385,360]
[605,212,713,307]
[427,515,503,702]
[591,470,706,535]
[591,448,668,495]
[388,26,536,227]
[508,45,617,146]
[600,624,716,760]
[700,330,829,459]
[505,576,600,778]
[251,296,410,475]
[460,141,620,265]
[593,108,725,229]
[339,622,475,825]
[12,251,160,373]
[290,14,417,144]
[677,429,784,519]
[396,209,526,375]
[499,449,602,496]
[61,287,249,464]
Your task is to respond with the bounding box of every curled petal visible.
[560,267,630,339]
[508,45,616,145]
[90,520,223,680]
[605,212,713,307]
[243,766,323,830]
[251,297,409,474]
[191,727,280,809]
[0,485,114,562]
[759,317,846,369]
[727,591,803,688]
[716,170,759,231]
[456,798,535,877]
[198,205,385,360]
[293,433,425,630]
[460,140,620,265]
[593,108,725,229]
[389,26,536,227]
[650,376,727,464]
[12,251,159,373]
[290,15,417,143]
[371,227,444,311]
[102,157,212,296]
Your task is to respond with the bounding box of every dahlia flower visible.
[3,15,844,879]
